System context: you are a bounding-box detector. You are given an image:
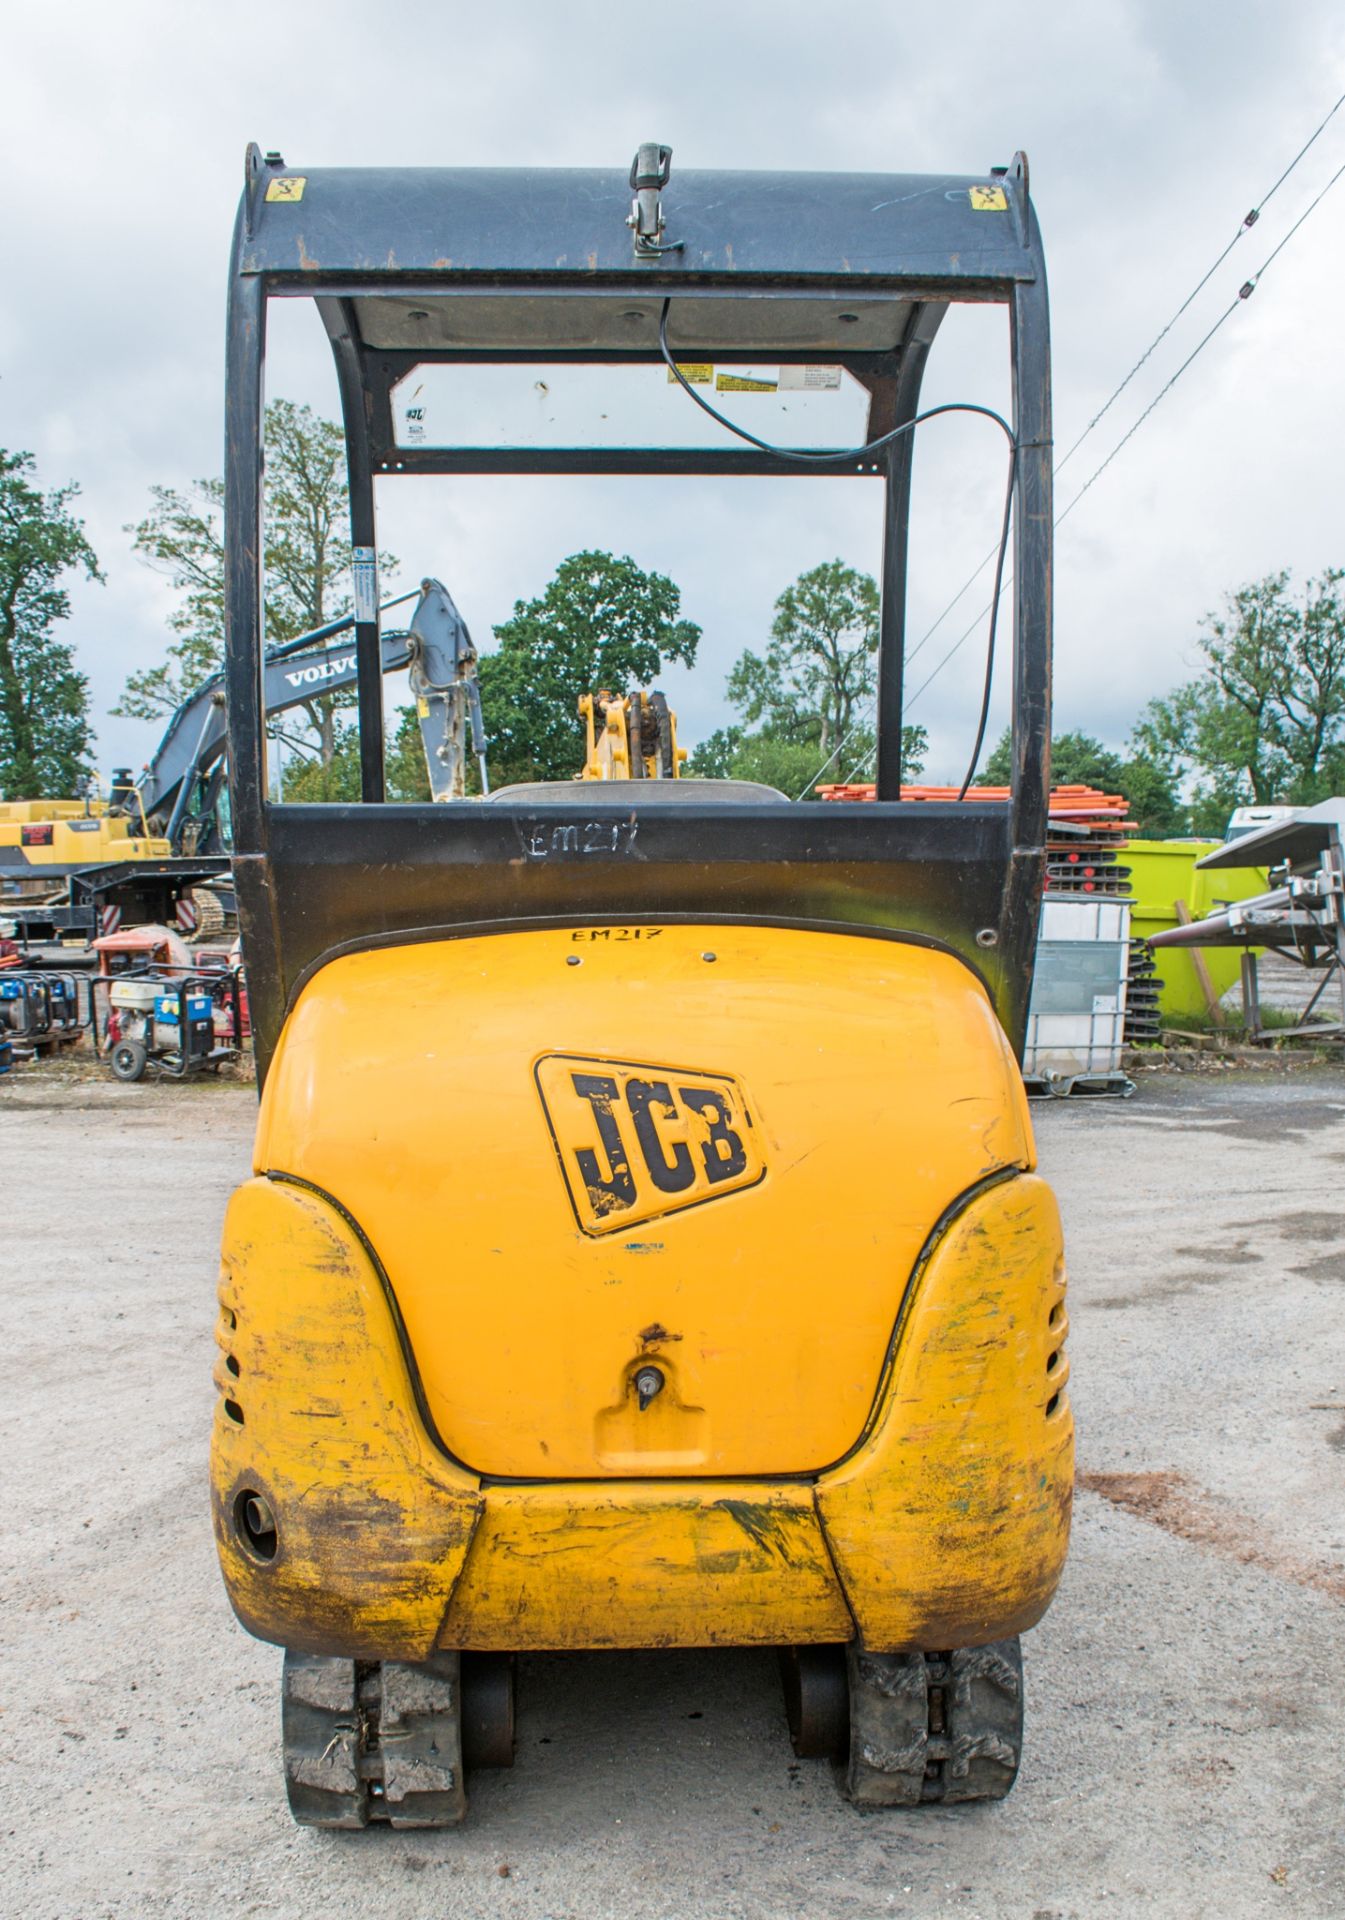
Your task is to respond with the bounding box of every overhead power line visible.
[1054,84,1344,475]
[1055,152,1345,531]
[897,84,1345,683]
[804,106,1345,797]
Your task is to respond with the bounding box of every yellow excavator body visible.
[213,143,1069,1825]
[212,923,1072,1663]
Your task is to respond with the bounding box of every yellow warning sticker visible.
[265,176,307,203]
[667,363,714,384]
[716,372,778,394]
[969,185,1007,211]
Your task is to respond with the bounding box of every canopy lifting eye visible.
[627,143,682,257]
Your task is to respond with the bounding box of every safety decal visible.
[715,372,778,393]
[352,547,378,623]
[667,363,714,384]
[265,176,307,203]
[969,185,1008,211]
[778,365,843,391]
[535,1053,766,1235]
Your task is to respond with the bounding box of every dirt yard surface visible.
[3,1065,1343,1919]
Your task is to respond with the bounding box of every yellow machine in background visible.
[0,798,169,870]
[579,689,686,781]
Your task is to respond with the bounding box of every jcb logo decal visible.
[535,1054,765,1235]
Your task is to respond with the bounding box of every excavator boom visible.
[120,578,486,845]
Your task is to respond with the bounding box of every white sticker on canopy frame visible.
[388,362,867,453]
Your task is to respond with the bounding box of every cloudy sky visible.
[4,2,1343,790]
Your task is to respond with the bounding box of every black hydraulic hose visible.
[957,443,1017,801]
[658,299,1015,469]
[657,300,1021,793]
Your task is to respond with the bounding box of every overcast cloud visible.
[3,1,1343,788]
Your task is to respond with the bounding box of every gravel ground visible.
[2,1063,1343,1920]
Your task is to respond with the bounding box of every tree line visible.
[2,410,1342,839]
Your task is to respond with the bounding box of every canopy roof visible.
[238,153,1042,303]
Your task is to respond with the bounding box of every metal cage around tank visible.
[223,145,1053,1077]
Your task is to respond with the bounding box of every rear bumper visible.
[212,1174,1072,1658]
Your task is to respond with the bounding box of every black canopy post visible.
[1008,266,1052,851]
[320,297,385,802]
[223,212,268,853]
[999,156,1054,1024]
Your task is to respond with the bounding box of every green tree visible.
[698,560,929,795]
[683,724,744,780]
[727,560,878,757]
[1134,570,1345,831]
[1285,569,1345,793]
[117,401,396,764]
[975,726,1184,838]
[0,449,100,799]
[1112,753,1187,839]
[482,551,700,787]
[280,706,438,803]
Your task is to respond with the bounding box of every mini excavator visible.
[212,141,1072,1827]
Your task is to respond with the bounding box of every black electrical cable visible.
[657,298,1022,794]
[957,443,1017,800]
[1056,85,1344,471]
[658,299,1016,468]
[1057,153,1345,529]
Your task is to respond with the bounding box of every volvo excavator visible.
[114,573,488,853]
[212,142,1072,1827]
[0,578,483,942]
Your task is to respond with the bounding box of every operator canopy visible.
[224,142,1053,1072]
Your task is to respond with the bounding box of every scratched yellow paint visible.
[255,924,1034,1478]
[817,1174,1073,1651]
[211,1164,1071,1659]
[211,1177,482,1662]
[441,1482,852,1650]
[215,923,1072,1661]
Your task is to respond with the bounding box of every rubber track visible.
[842,1638,1023,1807]
[281,1650,466,1829]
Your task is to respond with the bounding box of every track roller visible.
[779,1645,849,1759]
[460,1652,516,1770]
[282,1648,515,1829]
